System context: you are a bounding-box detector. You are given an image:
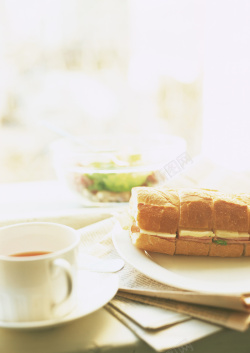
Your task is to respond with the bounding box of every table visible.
[1,177,250,353]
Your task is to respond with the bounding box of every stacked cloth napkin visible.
[78,217,250,352]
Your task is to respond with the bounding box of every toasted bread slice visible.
[130,187,179,234]
[179,189,214,230]
[209,242,244,257]
[175,238,210,256]
[213,194,248,233]
[130,231,176,255]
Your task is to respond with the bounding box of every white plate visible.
[112,224,250,294]
[0,270,118,330]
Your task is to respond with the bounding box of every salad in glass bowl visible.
[51,134,185,205]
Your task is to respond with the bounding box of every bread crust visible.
[179,189,214,230]
[130,231,176,255]
[235,194,250,233]
[244,243,250,256]
[213,195,248,232]
[133,187,179,233]
[209,242,244,257]
[175,239,210,256]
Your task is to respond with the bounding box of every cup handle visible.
[50,258,73,316]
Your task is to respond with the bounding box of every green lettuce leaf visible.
[212,239,227,246]
[86,172,150,192]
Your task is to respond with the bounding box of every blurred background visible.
[0,0,249,183]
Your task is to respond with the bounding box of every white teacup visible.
[0,222,80,322]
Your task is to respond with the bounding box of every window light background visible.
[0,0,249,183]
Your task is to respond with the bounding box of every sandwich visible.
[130,187,179,255]
[176,188,215,256]
[129,187,250,257]
[211,193,248,257]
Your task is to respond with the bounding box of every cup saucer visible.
[0,270,119,330]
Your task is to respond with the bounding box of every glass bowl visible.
[51,133,186,206]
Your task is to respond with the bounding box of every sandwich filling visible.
[214,230,249,243]
[131,223,176,241]
[215,230,249,240]
[179,230,214,238]
[138,227,176,239]
[178,229,214,243]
